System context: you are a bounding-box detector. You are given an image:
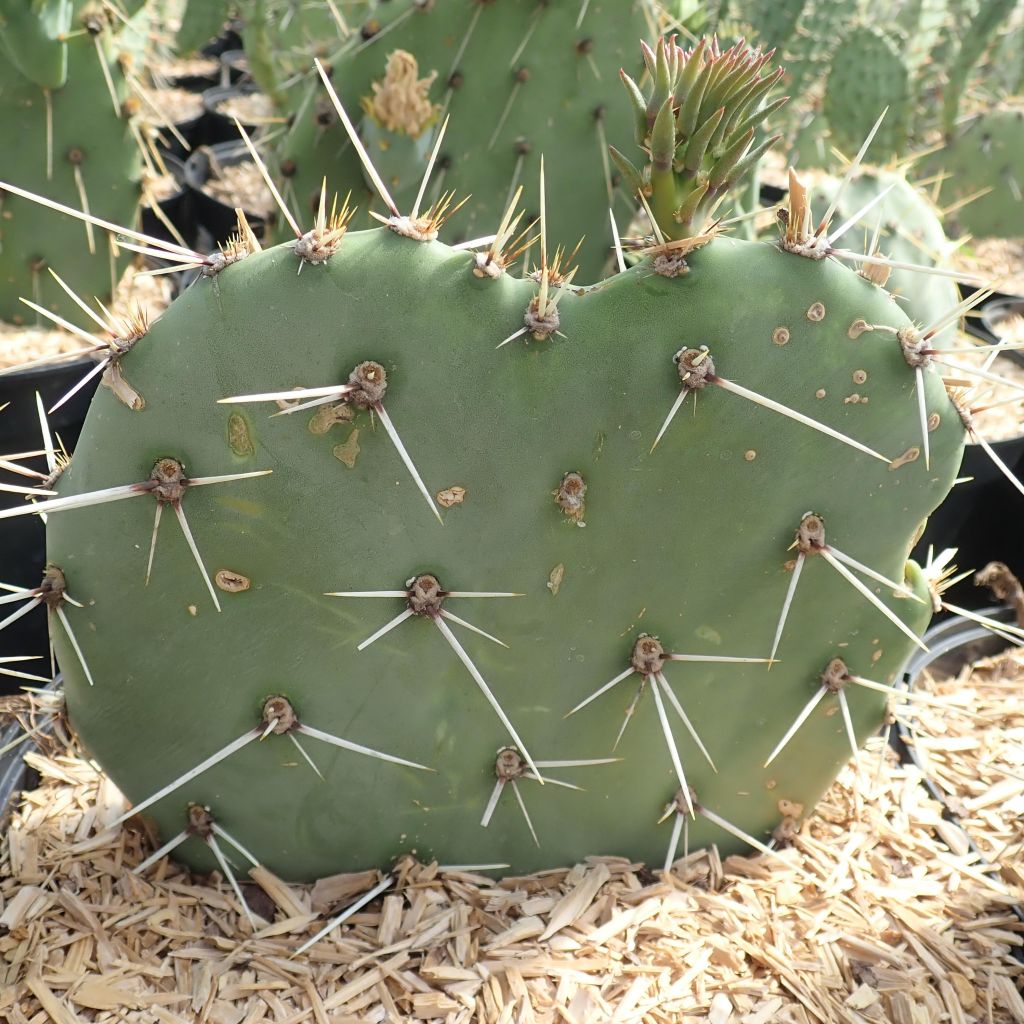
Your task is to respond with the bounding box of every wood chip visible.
[2,672,1023,1022]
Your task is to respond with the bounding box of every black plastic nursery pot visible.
[149,97,208,162]
[981,296,1024,339]
[0,680,59,829]
[150,56,222,93]
[912,342,1024,611]
[201,83,267,146]
[895,608,1024,959]
[218,49,251,87]
[0,362,99,688]
[184,142,274,247]
[140,153,196,252]
[200,23,244,60]
[0,717,32,831]
[0,713,38,831]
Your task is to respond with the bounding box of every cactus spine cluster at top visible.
[808,167,961,346]
[1,35,974,888]
[0,0,147,323]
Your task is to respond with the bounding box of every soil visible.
[0,323,92,371]
[213,92,278,124]
[952,239,1024,297]
[138,86,204,126]
[141,170,180,205]
[203,159,276,218]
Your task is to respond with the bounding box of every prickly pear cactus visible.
[823,28,911,162]
[781,0,857,97]
[929,103,1024,239]
[808,168,960,345]
[0,0,144,323]
[24,38,966,883]
[735,0,806,51]
[940,0,1018,135]
[273,0,654,280]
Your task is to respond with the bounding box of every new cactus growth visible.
[1,35,986,886]
[613,36,785,253]
[0,0,145,323]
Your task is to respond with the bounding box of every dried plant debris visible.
[137,87,204,126]
[952,240,1024,297]
[203,161,277,219]
[1,727,1022,1022]
[149,56,219,81]
[212,92,278,124]
[906,646,1024,879]
[950,344,1024,442]
[0,265,171,371]
[0,323,94,371]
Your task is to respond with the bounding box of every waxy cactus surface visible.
[929,103,1024,240]
[9,37,971,883]
[809,167,960,345]
[274,0,654,280]
[0,0,144,322]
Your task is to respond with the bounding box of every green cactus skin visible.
[746,0,1015,167]
[809,168,960,345]
[987,8,1024,97]
[273,0,652,281]
[735,0,806,53]
[0,3,141,324]
[782,0,857,97]
[941,0,1018,136]
[902,0,951,76]
[43,211,964,880]
[928,104,1024,240]
[0,0,73,89]
[174,0,231,56]
[823,28,911,163]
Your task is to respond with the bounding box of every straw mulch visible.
[904,645,1024,889]
[1,687,1023,1024]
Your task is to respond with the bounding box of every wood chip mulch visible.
[1,685,1023,1023]
[203,160,276,219]
[952,240,1024,298]
[904,646,1024,885]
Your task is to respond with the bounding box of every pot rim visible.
[981,295,1024,340]
[0,351,97,385]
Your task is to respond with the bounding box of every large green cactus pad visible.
[823,28,911,162]
[929,104,1024,240]
[809,168,959,344]
[274,0,651,280]
[46,223,962,881]
[0,8,141,323]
